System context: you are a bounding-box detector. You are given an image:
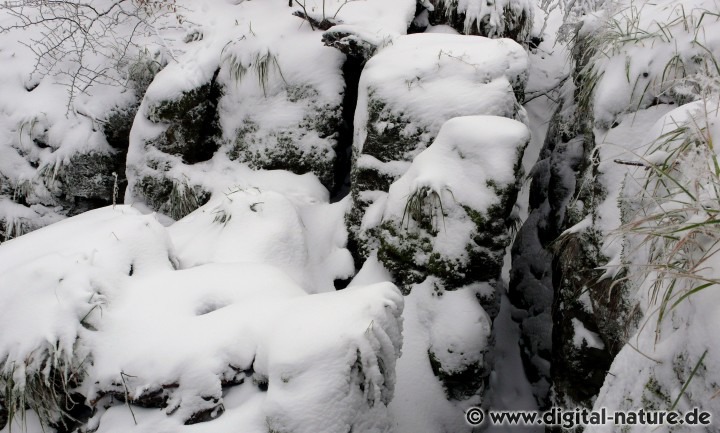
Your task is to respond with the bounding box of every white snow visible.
[571,318,605,350]
[0,201,403,433]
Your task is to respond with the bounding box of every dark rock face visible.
[146,69,223,165]
[509,108,586,408]
[0,399,7,432]
[128,71,223,219]
[509,29,642,410]
[57,152,123,208]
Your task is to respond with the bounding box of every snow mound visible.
[0,206,174,426]
[0,198,403,432]
[169,188,355,293]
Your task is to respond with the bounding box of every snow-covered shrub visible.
[585,99,720,433]
[428,0,534,41]
[617,101,720,328]
[579,0,720,129]
[348,33,528,265]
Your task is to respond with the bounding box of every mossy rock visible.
[57,152,125,205]
[376,223,434,294]
[428,349,486,401]
[375,173,521,293]
[376,216,510,294]
[146,70,223,165]
[361,97,425,163]
[352,165,395,197]
[348,95,428,265]
[226,88,343,192]
[229,124,337,191]
[134,175,210,220]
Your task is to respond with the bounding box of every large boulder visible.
[125,1,351,220]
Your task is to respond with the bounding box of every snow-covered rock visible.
[126,0,418,220]
[586,99,720,432]
[511,0,720,413]
[351,115,529,423]
[0,206,174,429]
[347,32,529,265]
[374,115,529,293]
[0,2,163,241]
[0,202,404,433]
